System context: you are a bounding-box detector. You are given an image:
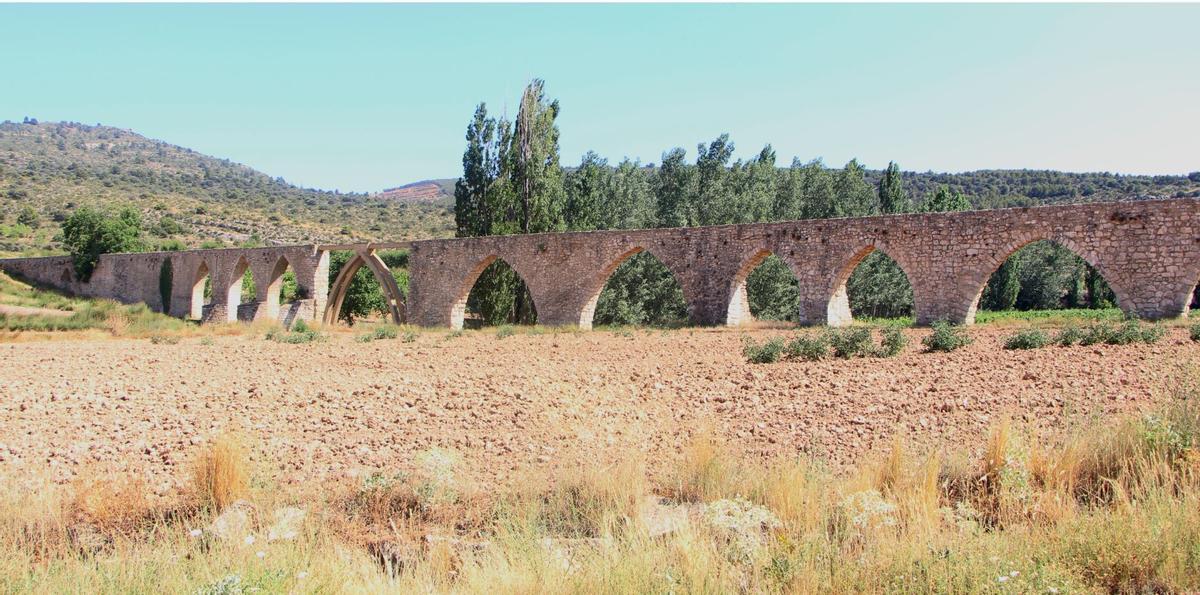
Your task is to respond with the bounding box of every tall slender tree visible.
[878,161,911,214]
[510,79,565,234]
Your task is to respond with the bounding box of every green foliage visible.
[785,333,829,361]
[980,258,1021,311]
[465,259,536,326]
[827,327,873,359]
[593,252,686,327]
[847,251,913,319]
[746,254,800,321]
[1004,328,1051,350]
[265,319,324,344]
[1190,323,1200,342]
[61,206,145,281]
[16,206,39,227]
[1055,325,1085,346]
[922,321,973,352]
[742,336,785,364]
[148,334,179,345]
[356,325,399,343]
[327,250,408,325]
[920,185,972,213]
[495,325,515,339]
[876,326,907,357]
[878,161,910,214]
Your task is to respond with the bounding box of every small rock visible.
[208,499,253,542]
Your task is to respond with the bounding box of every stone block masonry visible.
[3,199,1198,329]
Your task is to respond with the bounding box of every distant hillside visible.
[0,121,454,256]
[375,180,452,204]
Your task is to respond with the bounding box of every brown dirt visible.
[0,326,1194,496]
[0,304,73,318]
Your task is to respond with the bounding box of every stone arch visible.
[579,246,689,330]
[224,255,252,322]
[322,251,404,325]
[158,258,173,314]
[263,255,294,322]
[963,234,1130,324]
[725,247,802,326]
[190,260,211,320]
[450,254,540,330]
[826,241,917,326]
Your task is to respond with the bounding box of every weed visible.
[1004,328,1050,350]
[743,336,785,364]
[1055,325,1084,346]
[785,333,828,361]
[922,320,972,352]
[496,325,515,339]
[191,433,250,511]
[1191,322,1200,342]
[875,326,907,357]
[827,327,872,359]
[148,334,180,345]
[356,325,399,343]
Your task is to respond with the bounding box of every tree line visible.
[453,80,1139,326]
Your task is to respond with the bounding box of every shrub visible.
[1191,323,1200,342]
[496,325,515,339]
[1055,325,1084,346]
[1138,323,1165,344]
[1079,322,1115,346]
[743,336,785,364]
[922,320,972,352]
[827,327,872,359]
[402,328,418,343]
[356,325,398,343]
[1106,320,1145,345]
[785,333,829,361]
[875,326,907,357]
[148,334,179,345]
[266,319,325,344]
[1004,328,1050,350]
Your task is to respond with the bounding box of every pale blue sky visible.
[3,4,1197,192]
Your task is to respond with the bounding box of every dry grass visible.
[191,432,250,511]
[2,377,1199,593]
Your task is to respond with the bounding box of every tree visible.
[921,185,971,213]
[564,151,608,231]
[654,148,693,228]
[510,78,565,234]
[61,206,145,281]
[16,206,39,227]
[834,159,878,217]
[602,159,654,230]
[454,104,498,238]
[327,250,408,324]
[980,258,1021,311]
[878,161,910,214]
[694,134,735,226]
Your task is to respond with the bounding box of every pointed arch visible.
[965,235,1127,323]
[726,248,802,326]
[582,246,688,330]
[450,254,539,330]
[225,256,251,322]
[59,267,71,287]
[322,250,404,325]
[190,260,211,320]
[827,242,916,325]
[264,255,293,321]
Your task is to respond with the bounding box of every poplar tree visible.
[878,161,911,214]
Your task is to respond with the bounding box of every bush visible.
[1055,325,1084,346]
[496,325,515,339]
[266,319,325,344]
[1004,328,1050,350]
[922,320,972,352]
[61,206,146,281]
[743,336,785,364]
[1079,321,1115,346]
[827,327,873,359]
[1191,323,1200,342]
[785,333,829,361]
[875,326,907,357]
[356,325,399,343]
[148,334,179,345]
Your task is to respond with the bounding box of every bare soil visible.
[0,326,1194,496]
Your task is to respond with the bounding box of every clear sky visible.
[3,3,1197,193]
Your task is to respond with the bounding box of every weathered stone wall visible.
[2,199,1197,329]
[405,199,1200,328]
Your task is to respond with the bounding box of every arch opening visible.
[324,250,407,326]
[586,248,687,329]
[830,246,914,325]
[59,267,71,287]
[225,256,252,322]
[264,256,302,322]
[973,239,1118,318]
[190,261,211,320]
[456,256,537,329]
[728,249,801,326]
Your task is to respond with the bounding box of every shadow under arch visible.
[580,246,689,330]
[725,248,802,326]
[323,250,405,325]
[189,260,211,320]
[263,255,298,322]
[965,235,1126,323]
[827,242,916,326]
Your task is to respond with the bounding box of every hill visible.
[0,120,455,256]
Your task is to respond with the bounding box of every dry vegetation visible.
[1,373,1198,593]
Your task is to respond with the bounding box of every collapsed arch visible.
[828,243,915,325]
[583,247,688,329]
[190,260,211,320]
[726,248,801,325]
[452,255,538,330]
[323,250,405,325]
[967,237,1123,322]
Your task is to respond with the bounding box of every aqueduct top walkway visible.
[2,199,1198,329]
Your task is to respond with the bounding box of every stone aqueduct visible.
[1,199,1198,329]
